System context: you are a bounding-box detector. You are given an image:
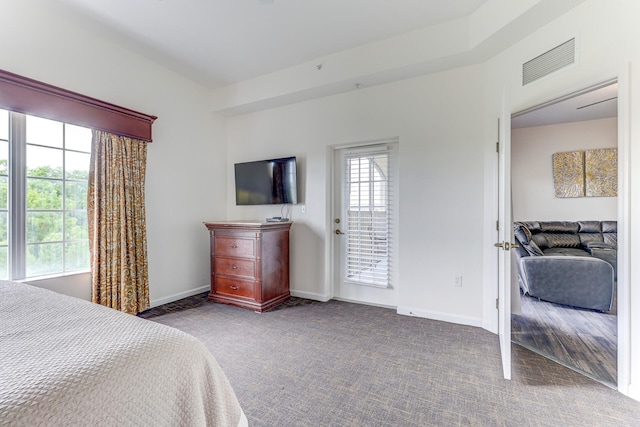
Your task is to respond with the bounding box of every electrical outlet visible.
[454,275,462,287]
[301,205,306,213]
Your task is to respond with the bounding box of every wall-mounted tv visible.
[234,156,298,205]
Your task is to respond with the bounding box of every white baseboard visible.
[332,296,396,310]
[626,383,640,402]
[482,319,498,334]
[150,285,209,308]
[397,306,483,328]
[290,289,331,302]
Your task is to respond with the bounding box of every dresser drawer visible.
[215,236,255,258]
[215,277,255,299]
[215,257,255,278]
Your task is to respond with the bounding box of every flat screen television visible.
[234,156,298,205]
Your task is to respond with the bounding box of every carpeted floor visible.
[142,296,640,426]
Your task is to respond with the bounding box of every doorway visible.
[331,141,399,307]
[510,82,618,387]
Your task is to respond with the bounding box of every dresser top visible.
[203,220,292,231]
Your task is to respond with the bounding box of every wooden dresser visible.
[204,221,291,312]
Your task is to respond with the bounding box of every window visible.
[0,69,155,282]
[0,109,91,280]
[344,149,391,287]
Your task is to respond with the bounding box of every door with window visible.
[332,142,398,307]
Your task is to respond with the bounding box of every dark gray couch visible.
[513,221,616,312]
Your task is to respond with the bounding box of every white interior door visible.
[332,142,398,307]
[497,90,512,380]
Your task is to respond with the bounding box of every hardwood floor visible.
[512,292,617,387]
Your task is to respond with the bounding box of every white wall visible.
[225,64,487,326]
[0,1,227,306]
[512,118,617,221]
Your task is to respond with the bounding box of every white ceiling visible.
[38,0,488,89]
[511,82,618,129]
[31,0,600,120]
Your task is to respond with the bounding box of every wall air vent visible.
[522,38,576,85]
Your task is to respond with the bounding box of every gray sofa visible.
[513,221,616,312]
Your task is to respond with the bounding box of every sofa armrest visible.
[585,242,615,250]
[585,246,617,280]
[519,256,614,311]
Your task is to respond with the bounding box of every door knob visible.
[494,241,520,250]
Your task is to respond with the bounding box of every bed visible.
[0,280,248,426]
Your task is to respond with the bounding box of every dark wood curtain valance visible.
[0,69,157,142]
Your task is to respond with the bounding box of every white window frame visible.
[343,145,393,288]
[0,110,91,280]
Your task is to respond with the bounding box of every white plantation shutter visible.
[343,148,391,287]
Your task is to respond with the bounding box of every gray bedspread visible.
[0,281,245,426]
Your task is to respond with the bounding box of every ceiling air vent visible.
[522,38,576,85]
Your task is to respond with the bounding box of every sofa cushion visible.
[578,221,602,233]
[603,221,617,247]
[578,221,610,246]
[514,222,544,256]
[530,233,548,250]
[579,232,603,246]
[522,221,542,233]
[602,221,617,233]
[513,222,531,243]
[544,233,582,248]
[540,221,580,233]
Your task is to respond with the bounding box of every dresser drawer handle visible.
[230,285,238,290]
[231,265,238,269]
[231,245,238,248]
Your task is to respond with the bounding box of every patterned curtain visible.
[88,130,149,314]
